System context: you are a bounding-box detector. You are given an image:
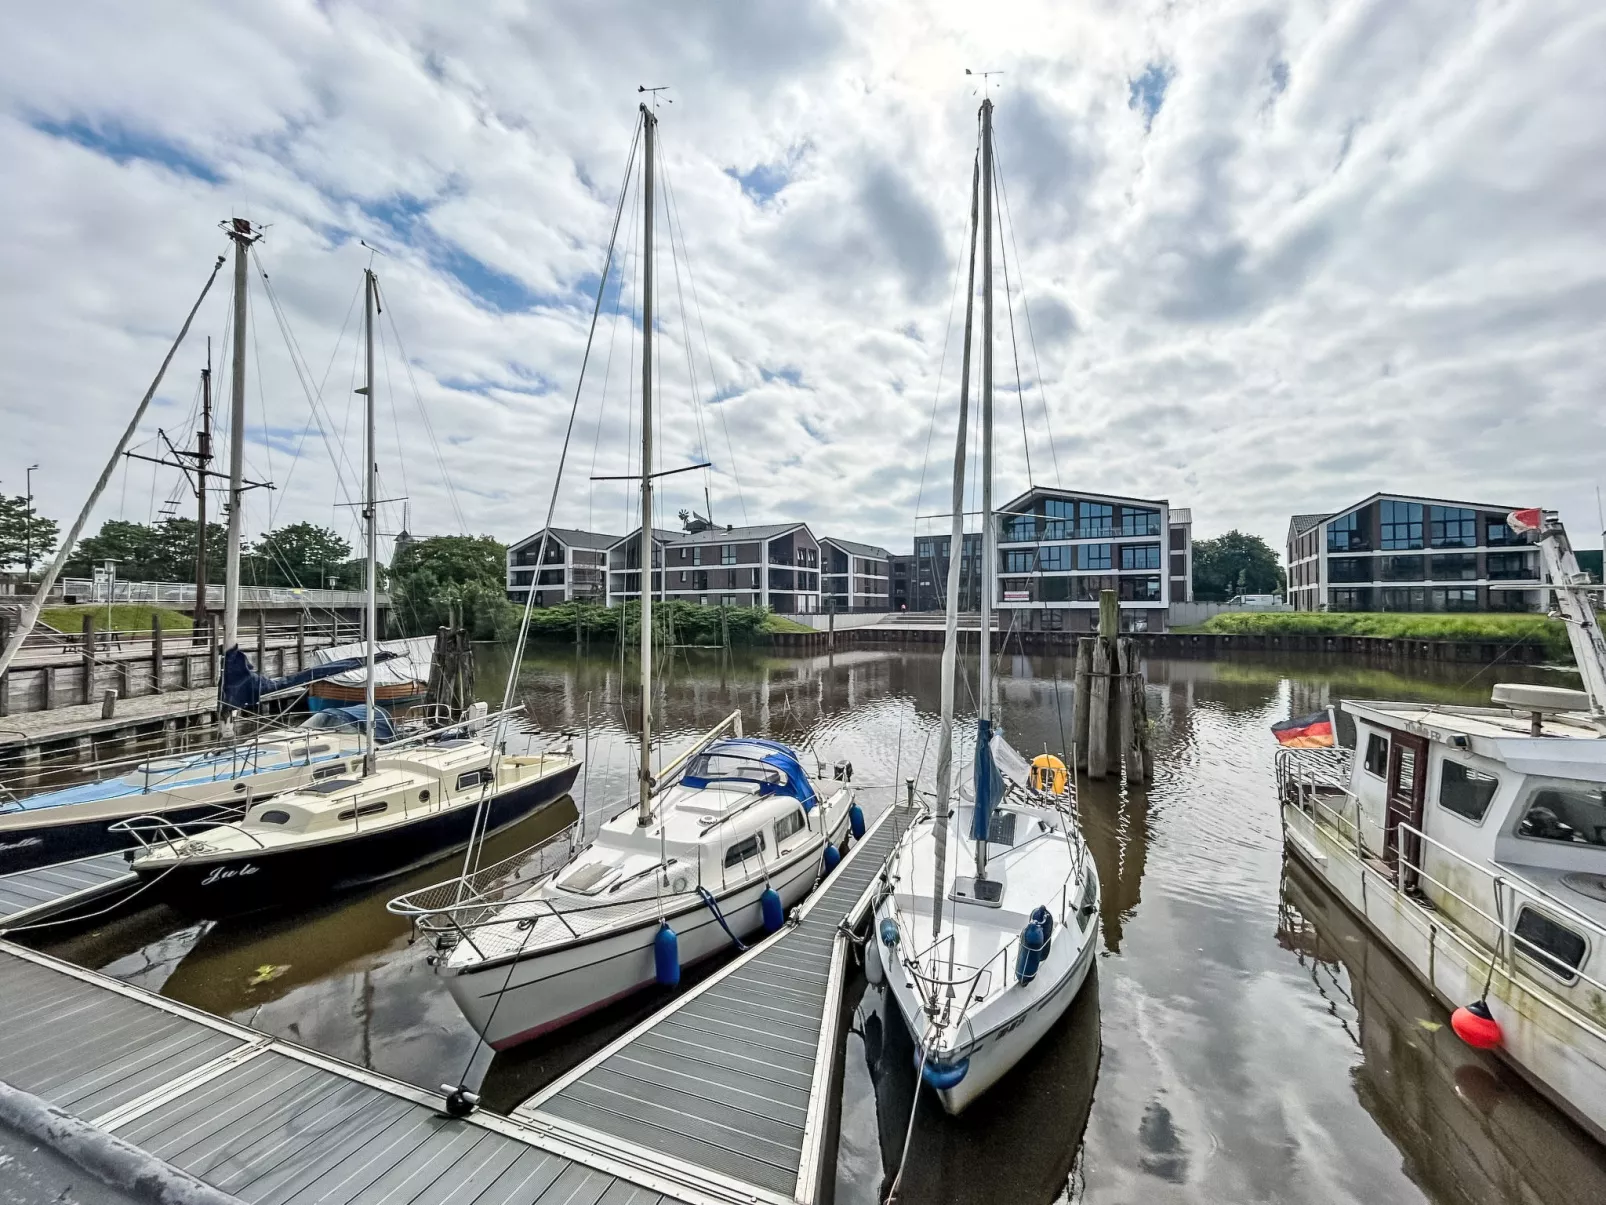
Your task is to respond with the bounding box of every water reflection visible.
[24,644,1599,1205]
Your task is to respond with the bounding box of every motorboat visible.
[868,96,1099,1116]
[119,735,579,914]
[0,706,393,874]
[1279,507,1606,1144]
[392,723,853,1047]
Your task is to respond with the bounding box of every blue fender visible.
[848,803,866,840]
[921,1057,970,1090]
[654,922,680,987]
[823,843,841,873]
[760,887,784,933]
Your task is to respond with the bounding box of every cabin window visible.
[456,770,488,791]
[1516,782,1606,847]
[307,744,331,755]
[775,810,805,843]
[1513,906,1588,982]
[312,764,345,781]
[337,801,388,821]
[1438,760,1499,823]
[724,832,766,868]
[257,809,291,825]
[1076,876,1097,931]
[1363,734,1388,778]
[418,789,431,804]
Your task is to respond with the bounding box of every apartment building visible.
[995,487,1194,632]
[821,538,892,612]
[910,533,984,612]
[506,527,619,606]
[1286,493,1544,612]
[608,523,824,614]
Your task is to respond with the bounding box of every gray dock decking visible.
[516,805,907,1205]
[0,851,136,928]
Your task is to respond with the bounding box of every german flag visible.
[1272,710,1335,748]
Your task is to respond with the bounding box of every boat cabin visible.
[1341,688,1606,1005]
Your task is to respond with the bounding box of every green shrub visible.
[1192,611,1571,660]
[515,600,785,646]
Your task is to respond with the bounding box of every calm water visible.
[27,645,1606,1204]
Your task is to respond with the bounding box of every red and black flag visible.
[1272,710,1335,748]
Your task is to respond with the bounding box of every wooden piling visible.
[1118,637,1143,783]
[81,615,95,705]
[296,612,307,672]
[1088,636,1112,779]
[151,614,165,694]
[255,610,266,665]
[1072,638,1092,770]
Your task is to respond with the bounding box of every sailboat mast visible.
[194,347,211,628]
[637,103,657,827]
[931,152,982,941]
[976,97,996,878]
[222,220,254,662]
[362,269,379,775]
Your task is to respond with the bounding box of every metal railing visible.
[1292,785,1606,1034]
[5,618,361,656]
[46,579,385,609]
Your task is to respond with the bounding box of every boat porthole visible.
[419,790,431,804]
[672,876,689,893]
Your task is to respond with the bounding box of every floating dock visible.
[0,804,910,1204]
[514,805,908,1204]
[0,851,136,930]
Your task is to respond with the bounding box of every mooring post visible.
[81,614,95,705]
[296,611,306,671]
[255,610,266,665]
[1072,638,1093,770]
[1088,637,1111,779]
[151,613,165,694]
[1118,637,1143,782]
[101,688,117,720]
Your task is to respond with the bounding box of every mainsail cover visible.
[970,718,1007,843]
[220,646,398,711]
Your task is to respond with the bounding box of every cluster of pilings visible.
[425,625,476,719]
[1072,590,1154,783]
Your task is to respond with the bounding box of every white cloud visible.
[2,0,1604,566]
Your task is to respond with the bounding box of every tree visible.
[389,534,514,639]
[251,523,353,589]
[66,518,231,583]
[0,495,60,576]
[1192,530,1286,601]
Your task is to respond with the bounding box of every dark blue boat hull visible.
[136,763,580,916]
[0,801,238,877]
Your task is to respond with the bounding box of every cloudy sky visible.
[4,0,1604,565]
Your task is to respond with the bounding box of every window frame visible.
[1513,905,1589,985]
[723,831,768,869]
[1436,756,1499,825]
[1362,733,1388,778]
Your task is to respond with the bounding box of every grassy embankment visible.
[1187,611,1571,660]
[37,604,194,634]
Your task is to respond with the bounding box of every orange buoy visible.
[1030,754,1069,795]
[1451,999,1503,1050]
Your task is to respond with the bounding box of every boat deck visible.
[0,941,688,1205]
[0,851,136,928]
[514,805,909,1205]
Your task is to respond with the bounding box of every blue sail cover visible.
[971,718,1005,843]
[219,645,398,711]
[680,738,819,812]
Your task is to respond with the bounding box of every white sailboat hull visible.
[448,841,826,1048]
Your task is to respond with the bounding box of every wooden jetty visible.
[0,685,221,768]
[0,804,910,1204]
[0,852,136,930]
[514,804,908,1204]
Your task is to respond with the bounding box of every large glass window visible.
[1327,509,1371,552]
[1119,543,1161,571]
[721,544,736,566]
[1038,545,1071,572]
[1487,552,1533,580]
[1073,575,1114,603]
[1076,543,1112,571]
[1077,503,1113,539]
[1439,760,1499,822]
[1517,781,1606,847]
[1043,498,1074,540]
[1429,506,1477,548]
[1118,507,1161,537]
[1428,553,1477,581]
[1040,576,1071,602]
[1380,555,1425,581]
[1328,557,1372,583]
[1380,586,1427,611]
[1429,587,1479,612]
[1363,734,1388,777]
[1380,500,1424,550]
[1004,512,1039,542]
[1118,575,1161,601]
[1330,587,1373,611]
[1485,516,1520,546]
[1002,549,1037,574]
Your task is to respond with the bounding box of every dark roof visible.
[1289,513,1328,536]
[509,526,621,553]
[606,527,681,550]
[820,536,891,560]
[667,522,810,546]
[997,483,1170,515]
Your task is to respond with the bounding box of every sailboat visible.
[120,266,580,914]
[0,223,426,877]
[869,97,1100,1115]
[388,102,857,1050]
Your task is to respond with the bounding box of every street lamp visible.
[24,464,38,583]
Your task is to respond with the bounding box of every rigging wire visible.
[656,145,717,520]
[376,286,471,535]
[586,155,640,538]
[991,138,1063,486]
[995,173,1034,490]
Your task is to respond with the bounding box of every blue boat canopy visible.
[680,738,818,812]
[220,646,399,712]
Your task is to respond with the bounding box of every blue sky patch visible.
[761,366,804,387]
[726,159,792,205]
[433,245,539,313]
[32,117,221,183]
[1128,63,1174,132]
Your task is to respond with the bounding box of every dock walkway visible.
[0,940,688,1205]
[0,685,219,762]
[514,805,907,1205]
[0,852,136,929]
